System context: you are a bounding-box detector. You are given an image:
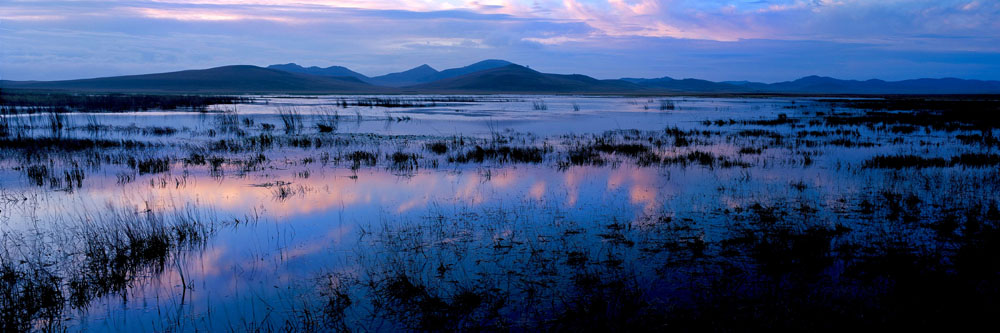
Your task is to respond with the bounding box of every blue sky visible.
[2,0,999,82]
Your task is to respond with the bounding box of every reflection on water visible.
[7,163,996,330]
[7,165,676,330]
[2,95,999,330]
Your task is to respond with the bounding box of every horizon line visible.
[3,62,998,85]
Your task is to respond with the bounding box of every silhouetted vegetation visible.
[1,202,220,331]
[864,154,1000,169]
[277,106,302,133]
[449,145,548,164]
[0,137,149,152]
[659,99,675,111]
[826,98,1000,130]
[0,91,253,113]
[316,109,340,133]
[426,141,449,155]
[1,251,64,332]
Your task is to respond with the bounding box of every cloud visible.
[135,7,299,22]
[2,0,1000,81]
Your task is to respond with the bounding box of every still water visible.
[1,95,996,330]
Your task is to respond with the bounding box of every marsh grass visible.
[401,183,990,328]
[272,183,299,201]
[864,154,1000,169]
[580,139,660,166]
[563,146,605,167]
[315,108,340,133]
[956,133,1000,147]
[0,91,253,113]
[389,152,420,172]
[950,153,1000,167]
[659,99,675,111]
[139,126,178,136]
[337,186,1000,330]
[1,201,220,331]
[449,145,547,164]
[346,150,378,170]
[0,115,11,138]
[70,202,212,303]
[128,156,171,175]
[214,108,243,135]
[828,138,877,148]
[662,151,726,167]
[0,137,149,153]
[833,98,1000,129]
[47,111,66,134]
[277,106,302,134]
[663,127,694,147]
[426,141,449,155]
[0,249,64,332]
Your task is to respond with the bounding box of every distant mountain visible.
[2,65,387,93]
[376,60,515,86]
[266,63,370,81]
[430,59,513,82]
[409,64,643,93]
[368,64,440,87]
[6,62,1000,95]
[272,59,518,87]
[622,75,1000,94]
[623,76,744,92]
[758,76,1000,94]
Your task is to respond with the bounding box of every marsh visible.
[1,94,999,331]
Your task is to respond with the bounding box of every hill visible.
[756,76,1000,94]
[6,62,1000,95]
[623,75,1000,94]
[266,63,370,82]
[429,59,514,82]
[409,64,643,93]
[2,65,386,93]
[368,64,440,87]
[275,59,517,87]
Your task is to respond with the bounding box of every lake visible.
[1,95,998,331]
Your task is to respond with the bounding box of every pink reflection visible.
[529,180,547,200]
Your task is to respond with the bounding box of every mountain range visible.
[266,59,516,87]
[4,60,1000,94]
[1,65,383,93]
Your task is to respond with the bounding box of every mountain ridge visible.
[1,65,387,93]
[368,64,440,87]
[408,64,643,93]
[4,61,1000,94]
[266,63,370,81]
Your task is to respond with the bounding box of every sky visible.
[1,0,999,82]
